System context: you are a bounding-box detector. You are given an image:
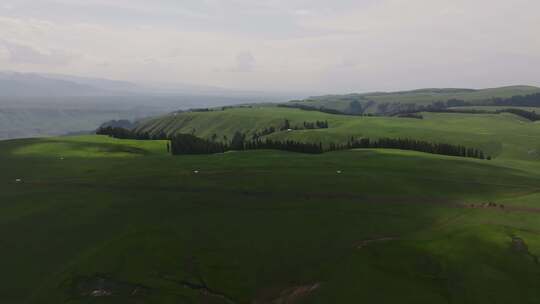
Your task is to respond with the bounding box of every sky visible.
[0,0,539,93]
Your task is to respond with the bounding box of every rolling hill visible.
[134,106,540,162]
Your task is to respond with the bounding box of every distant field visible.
[450,106,540,112]
[290,86,540,114]
[364,86,540,104]
[2,135,540,303]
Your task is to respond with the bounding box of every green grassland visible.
[3,102,540,304]
[136,107,540,162]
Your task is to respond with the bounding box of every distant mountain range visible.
[0,72,103,97]
[0,71,287,98]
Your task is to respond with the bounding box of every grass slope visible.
[135,107,540,162]
[1,135,540,303]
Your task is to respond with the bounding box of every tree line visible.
[168,132,323,155]
[490,93,540,107]
[97,127,490,160]
[303,120,329,129]
[250,119,329,140]
[170,133,227,154]
[170,131,489,160]
[336,137,489,160]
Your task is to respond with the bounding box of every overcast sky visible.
[0,0,539,93]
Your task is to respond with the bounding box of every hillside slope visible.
[134,106,540,162]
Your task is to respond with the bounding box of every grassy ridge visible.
[2,135,540,303]
[291,86,540,114]
[364,86,540,104]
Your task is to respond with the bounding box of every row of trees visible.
[171,131,490,159]
[332,137,489,160]
[170,134,227,154]
[278,119,329,131]
[96,126,138,139]
[97,127,490,160]
[303,120,329,129]
[491,93,540,107]
[250,119,329,140]
[169,132,323,155]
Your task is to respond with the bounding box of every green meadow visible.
[3,105,540,303]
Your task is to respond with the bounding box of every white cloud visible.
[1,40,73,65]
[232,52,256,72]
[0,0,538,92]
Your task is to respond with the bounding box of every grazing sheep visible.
[15,178,22,183]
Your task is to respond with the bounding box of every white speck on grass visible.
[337,170,342,174]
[15,178,22,182]
[193,170,199,174]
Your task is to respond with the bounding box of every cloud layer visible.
[0,0,539,93]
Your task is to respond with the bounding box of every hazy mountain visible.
[0,71,305,98]
[40,73,237,96]
[0,71,304,140]
[0,71,105,97]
